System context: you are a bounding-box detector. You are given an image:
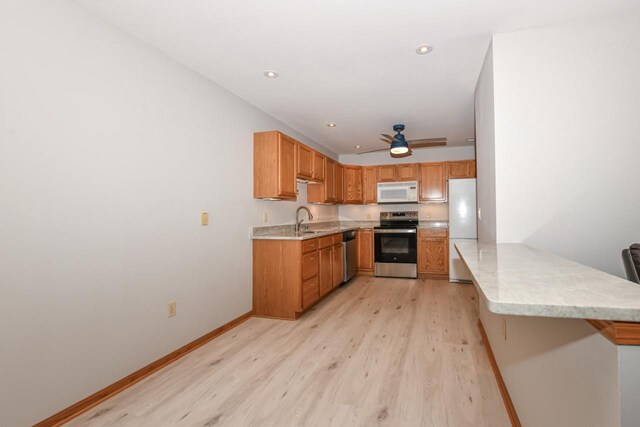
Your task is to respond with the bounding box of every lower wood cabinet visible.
[418,228,449,277]
[357,229,374,273]
[253,233,343,320]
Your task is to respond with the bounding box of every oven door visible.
[374,229,417,264]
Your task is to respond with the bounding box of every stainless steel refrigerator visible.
[448,178,477,283]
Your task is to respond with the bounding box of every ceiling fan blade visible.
[356,147,391,154]
[379,138,392,145]
[406,137,448,144]
[381,133,402,143]
[408,141,447,149]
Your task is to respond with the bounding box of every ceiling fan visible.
[357,124,446,157]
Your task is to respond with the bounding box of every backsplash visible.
[338,203,448,221]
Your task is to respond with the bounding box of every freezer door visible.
[448,178,477,239]
[449,238,475,283]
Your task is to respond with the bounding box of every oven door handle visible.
[373,229,417,234]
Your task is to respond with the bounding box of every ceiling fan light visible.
[390,140,409,154]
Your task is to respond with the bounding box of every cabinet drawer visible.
[301,276,319,309]
[301,251,319,280]
[421,228,448,238]
[319,235,334,249]
[302,238,319,254]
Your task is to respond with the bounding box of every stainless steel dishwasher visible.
[342,230,357,284]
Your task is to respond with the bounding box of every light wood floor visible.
[68,277,509,427]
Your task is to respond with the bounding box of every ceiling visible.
[77,0,639,154]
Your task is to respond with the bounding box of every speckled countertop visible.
[455,241,640,322]
[252,219,448,240]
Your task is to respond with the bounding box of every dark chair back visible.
[622,244,640,284]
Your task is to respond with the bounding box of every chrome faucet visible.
[295,206,314,233]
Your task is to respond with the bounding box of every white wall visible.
[491,14,640,276]
[479,299,621,427]
[0,1,336,425]
[339,145,475,166]
[338,145,475,220]
[474,43,497,243]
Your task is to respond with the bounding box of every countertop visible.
[252,226,359,241]
[252,220,448,240]
[455,241,640,322]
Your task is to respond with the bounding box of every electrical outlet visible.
[366,213,372,220]
[168,300,176,318]
[200,212,209,226]
[502,318,507,340]
[263,211,268,223]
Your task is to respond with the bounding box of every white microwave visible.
[377,181,418,204]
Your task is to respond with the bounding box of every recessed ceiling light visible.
[263,70,279,78]
[326,123,337,127]
[355,145,361,149]
[415,45,433,55]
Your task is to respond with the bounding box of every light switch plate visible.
[168,300,176,318]
[201,212,209,226]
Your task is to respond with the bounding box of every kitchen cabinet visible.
[357,229,374,273]
[396,163,418,181]
[332,243,343,288]
[308,158,336,204]
[362,166,377,204]
[377,165,396,182]
[296,142,314,180]
[312,151,326,182]
[377,164,418,182]
[343,166,363,204]
[253,232,344,320]
[448,160,476,179]
[418,228,449,277]
[253,131,297,200]
[335,163,344,204]
[319,246,333,296]
[419,162,447,202]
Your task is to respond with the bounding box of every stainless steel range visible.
[374,211,418,278]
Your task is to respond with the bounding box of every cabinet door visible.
[419,162,447,202]
[357,229,374,271]
[297,143,313,179]
[343,166,363,204]
[335,164,344,204]
[376,165,396,182]
[448,160,476,179]
[312,152,326,181]
[301,276,319,309]
[319,247,333,296]
[278,134,297,198]
[418,238,448,274]
[396,163,418,181]
[362,167,377,204]
[325,159,336,203]
[332,244,343,288]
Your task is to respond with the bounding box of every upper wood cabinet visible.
[335,163,344,204]
[362,166,377,204]
[396,163,418,181]
[296,143,313,179]
[376,163,418,182]
[343,166,363,204]
[312,151,326,181]
[419,162,447,202]
[254,131,297,200]
[448,160,476,179]
[377,165,396,182]
[308,158,337,204]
